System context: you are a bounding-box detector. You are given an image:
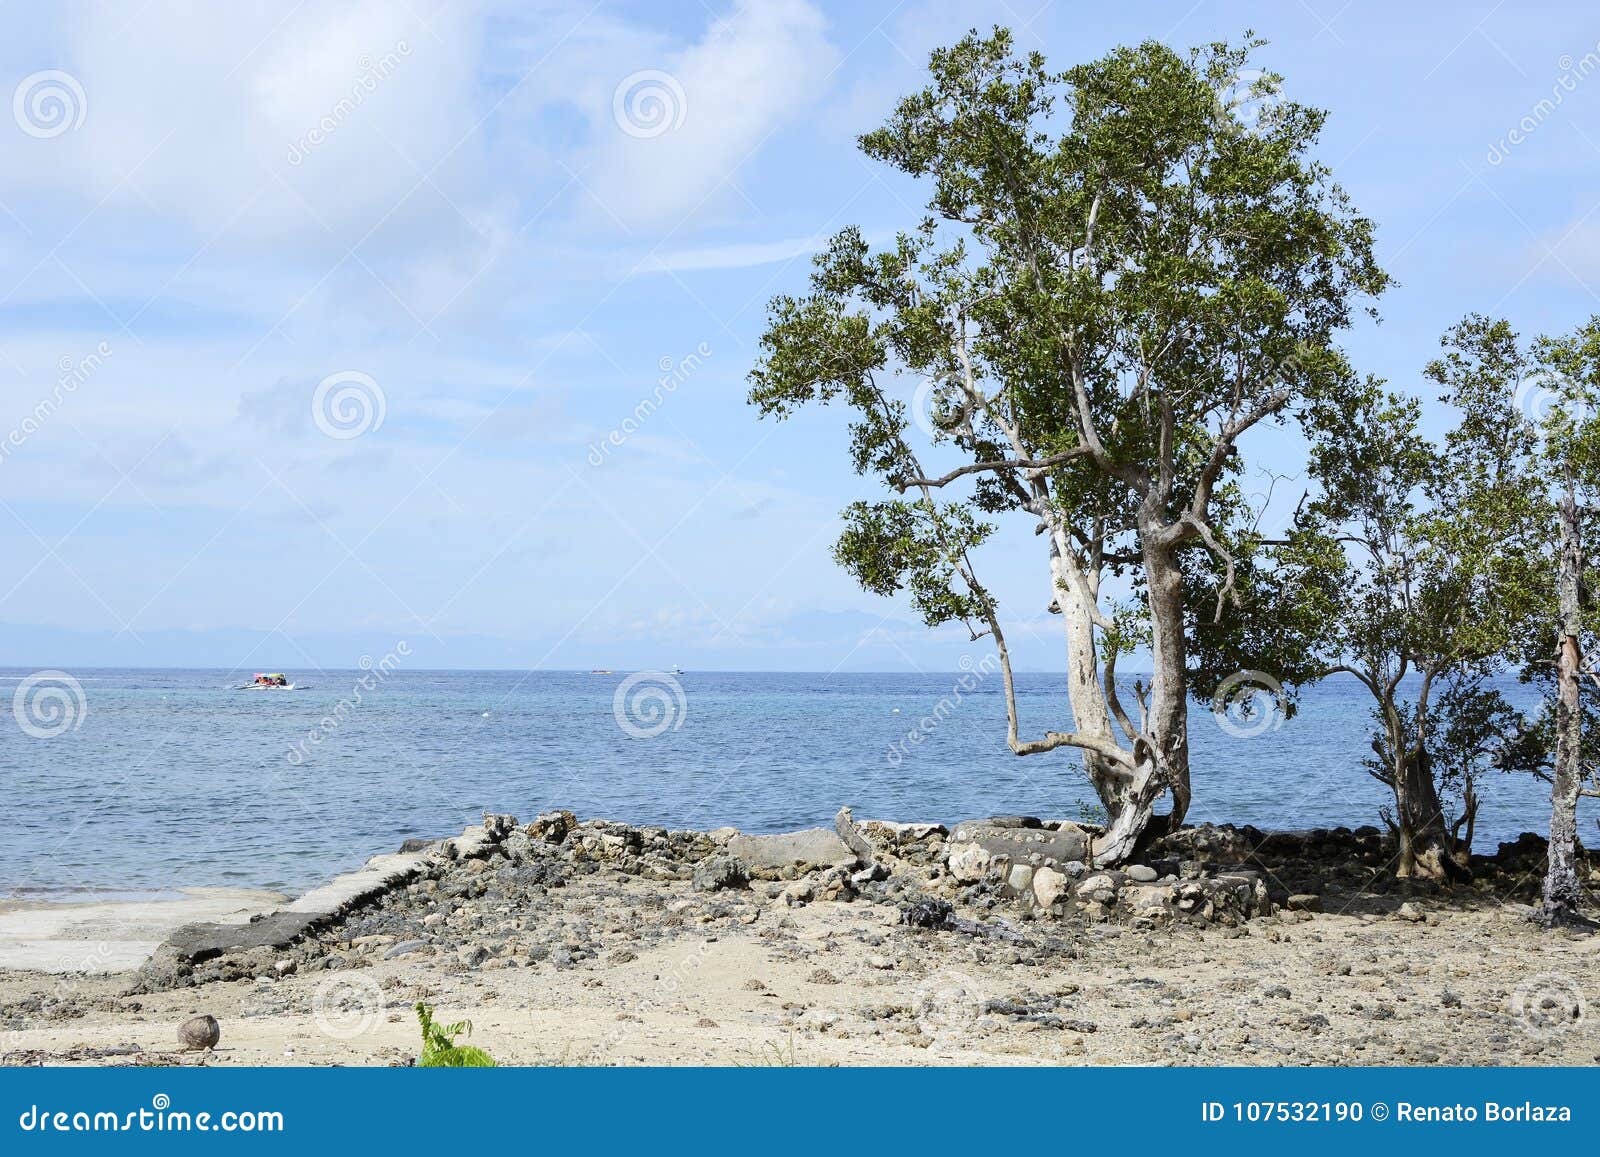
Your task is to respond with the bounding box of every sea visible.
[0,668,1590,900]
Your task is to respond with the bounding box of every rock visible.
[1396,902,1425,923]
[458,944,489,967]
[778,881,815,907]
[1032,866,1068,908]
[692,854,748,893]
[851,864,890,887]
[867,955,894,970]
[1125,864,1158,883]
[398,838,434,853]
[383,940,432,960]
[948,821,1093,866]
[726,828,858,871]
[901,898,955,929]
[1075,873,1121,906]
[947,843,993,883]
[177,1014,220,1051]
[834,807,877,864]
[1007,864,1036,894]
[808,968,840,985]
[1287,893,1322,913]
[1441,991,1462,1008]
[526,810,576,843]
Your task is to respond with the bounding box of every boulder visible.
[691,854,747,893]
[947,821,1093,867]
[946,843,993,884]
[1075,873,1121,907]
[526,810,577,843]
[1032,866,1068,908]
[726,828,858,870]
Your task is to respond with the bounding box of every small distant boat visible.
[669,665,684,675]
[236,673,306,690]
[591,668,613,675]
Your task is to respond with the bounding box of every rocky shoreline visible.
[0,811,1594,1067]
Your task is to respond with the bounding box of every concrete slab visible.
[0,888,286,974]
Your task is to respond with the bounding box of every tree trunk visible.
[1048,535,1119,798]
[1539,477,1585,926]
[1142,540,1192,828]
[1090,536,1190,865]
[1391,745,1468,882]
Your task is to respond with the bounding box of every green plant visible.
[415,1002,496,1067]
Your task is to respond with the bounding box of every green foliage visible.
[415,1002,496,1068]
[749,25,1388,776]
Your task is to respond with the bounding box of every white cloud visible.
[579,0,840,232]
[640,232,830,273]
[1,1,488,252]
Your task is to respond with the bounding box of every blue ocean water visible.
[0,668,1590,899]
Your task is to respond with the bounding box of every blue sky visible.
[1,0,1598,673]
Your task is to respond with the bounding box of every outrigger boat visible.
[236,673,305,690]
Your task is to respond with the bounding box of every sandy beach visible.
[1,813,1595,1067]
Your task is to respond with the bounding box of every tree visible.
[1285,319,1545,880]
[748,28,1387,862]
[1511,318,1600,924]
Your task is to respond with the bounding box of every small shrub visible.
[415,1002,496,1067]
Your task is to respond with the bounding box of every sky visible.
[1,0,1599,674]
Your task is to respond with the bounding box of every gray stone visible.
[1125,864,1158,883]
[947,822,1093,866]
[1007,864,1035,894]
[1286,893,1322,912]
[691,854,748,892]
[383,939,432,960]
[725,828,858,870]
